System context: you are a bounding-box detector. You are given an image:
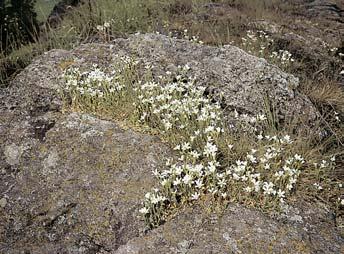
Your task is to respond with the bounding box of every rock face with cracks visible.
[0,34,343,253]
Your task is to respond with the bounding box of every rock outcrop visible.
[305,0,344,23]
[0,34,343,253]
[252,0,344,83]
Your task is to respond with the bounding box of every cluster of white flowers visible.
[329,47,338,53]
[241,30,295,67]
[182,29,204,44]
[229,109,267,133]
[165,29,204,45]
[62,57,339,227]
[135,64,336,223]
[95,20,115,42]
[62,56,139,120]
[269,50,295,65]
[96,21,111,32]
[226,135,305,203]
[135,65,226,221]
[242,30,259,44]
[64,66,117,98]
[241,30,273,56]
[319,42,343,58]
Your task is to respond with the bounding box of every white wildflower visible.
[139,207,149,214]
[320,160,327,168]
[263,182,276,195]
[189,150,200,159]
[203,141,218,158]
[313,183,323,190]
[277,189,285,198]
[145,192,153,199]
[294,154,304,163]
[191,192,200,200]
[181,142,191,151]
[207,161,217,173]
[247,154,257,163]
[221,192,227,198]
[182,174,193,185]
[96,25,104,31]
[217,179,227,188]
[194,179,204,189]
[174,145,181,151]
[173,178,181,186]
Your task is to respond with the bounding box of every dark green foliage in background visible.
[0,0,39,54]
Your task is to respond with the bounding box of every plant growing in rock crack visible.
[62,56,342,229]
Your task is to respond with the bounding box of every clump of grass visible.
[62,56,343,228]
[299,79,344,156]
[303,79,344,113]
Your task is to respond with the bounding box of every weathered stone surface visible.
[114,204,343,254]
[305,0,344,22]
[251,16,344,84]
[0,112,170,253]
[0,34,343,253]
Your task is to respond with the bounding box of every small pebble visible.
[0,197,7,208]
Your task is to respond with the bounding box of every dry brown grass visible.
[303,80,344,113]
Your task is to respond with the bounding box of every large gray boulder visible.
[0,112,170,253]
[0,34,342,253]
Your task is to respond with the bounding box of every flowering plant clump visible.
[96,20,114,42]
[221,135,336,207]
[135,65,226,225]
[182,29,204,44]
[62,57,341,228]
[63,56,139,119]
[241,30,295,68]
[228,109,268,134]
